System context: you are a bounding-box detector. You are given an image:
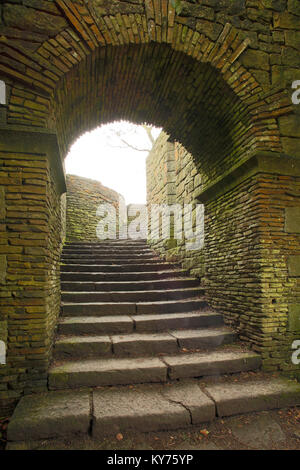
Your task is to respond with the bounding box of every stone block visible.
[7,390,90,441]
[288,255,300,276]
[288,304,300,331]
[0,255,7,284]
[241,49,269,71]
[285,207,300,233]
[279,115,300,138]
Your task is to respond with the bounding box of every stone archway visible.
[0,0,300,416]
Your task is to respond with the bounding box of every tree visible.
[102,121,159,153]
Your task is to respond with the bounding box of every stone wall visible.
[0,129,65,418]
[147,133,300,377]
[199,152,300,378]
[147,132,205,279]
[65,174,122,242]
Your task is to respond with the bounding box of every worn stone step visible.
[54,328,235,360]
[163,350,262,380]
[61,298,208,317]
[59,316,135,335]
[206,376,300,417]
[61,269,189,282]
[65,240,148,245]
[53,335,113,359]
[58,311,223,336]
[62,249,154,255]
[63,243,149,252]
[7,390,91,442]
[61,278,200,292]
[60,263,176,272]
[48,350,261,390]
[61,257,164,265]
[170,328,237,349]
[91,381,214,437]
[62,254,157,261]
[61,287,203,303]
[112,328,236,357]
[49,357,168,390]
[62,250,155,260]
[7,377,300,445]
[133,311,224,332]
[136,298,208,314]
[53,333,175,359]
[64,239,150,247]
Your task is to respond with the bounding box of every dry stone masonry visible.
[66,174,122,242]
[0,0,300,419]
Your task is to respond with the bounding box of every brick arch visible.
[47,22,291,192]
[1,1,293,168]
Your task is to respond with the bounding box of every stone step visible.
[61,257,164,265]
[48,350,261,390]
[49,356,168,389]
[61,298,208,316]
[163,350,262,380]
[61,253,157,260]
[60,269,189,282]
[53,328,237,360]
[7,376,300,444]
[64,242,148,249]
[61,287,203,303]
[133,311,224,331]
[62,249,154,256]
[60,263,176,272]
[58,311,223,335]
[61,278,200,292]
[59,315,135,335]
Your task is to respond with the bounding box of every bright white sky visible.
[65,121,162,205]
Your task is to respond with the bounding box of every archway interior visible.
[53,42,252,192]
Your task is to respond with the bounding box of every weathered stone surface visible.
[61,287,202,303]
[49,357,168,389]
[206,378,300,417]
[65,175,122,243]
[7,390,90,441]
[241,49,270,70]
[112,332,178,356]
[133,312,224,332]
[0,186,5,220]
[170,328,236,349]
[288,255,300,276]
[3,4,67,35]
[164,351,261,380]
[161,380,215,425]
[53,335,112,359]
[285,207,300,233]
[136,299,207,314]
[92,383,191,437]
[288,304,300,331]
[61,302,137,316]
[0,255,7,284]
[279,115,300,139]
[92,0,144,16]
[59,315,134,335]
[288,0,300,16]
[228,413,286,449]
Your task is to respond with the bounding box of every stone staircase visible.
[7,240,300,447]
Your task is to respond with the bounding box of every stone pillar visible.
[0,127,66,417]
[197,151,300,377]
